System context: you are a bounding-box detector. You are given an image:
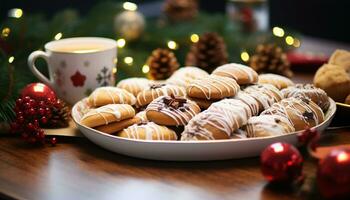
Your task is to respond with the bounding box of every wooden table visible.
[0,73,349,200]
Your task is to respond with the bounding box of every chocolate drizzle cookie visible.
[146,95,200,126]
[243,84,283,112]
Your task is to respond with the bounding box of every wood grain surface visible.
[0,73,349,200]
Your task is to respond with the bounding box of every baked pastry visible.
[88,87,136,107]
[135,111,148,123]
[80,104,135,128]
[234,91,260,116]
[243,84,283,112]
[116,77,150,96]
[314,64,350,102]
[243,115,295,138]
[281,84,330,111]
[186,96,215,110]
[186,75,240,100]
[118,122,178,140]
[146,95,200,126]
[258,73,294,89]
[345,94,350,105]
[212,63,258,85]
[95,116,141,134]
[166,66,209,88]
[261,97,324,131]
[181,99,251,140]
[329,49,350,72]
[136,83,185,108]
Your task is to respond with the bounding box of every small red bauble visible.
[20,83,57,103]
[317,148,350,199]
[261,142,304,183]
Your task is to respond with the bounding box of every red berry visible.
[17,115,24,123]
[50,137,57,145]
[16,110,23,116]
[24,102,32,109]
[27,123,35,131]
[16,98,23,106]
[24,96,31,102]
[38,108,45,115]
[39,101,45,107]
[29,108,36,115]
[41,116,48,124]
[45,107,51,116]
[33,119,39,127]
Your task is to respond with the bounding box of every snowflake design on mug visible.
[96,67,111,86]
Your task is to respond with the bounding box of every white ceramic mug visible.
[28,37,117,104]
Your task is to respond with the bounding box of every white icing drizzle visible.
[181,99,252,140]
[233,91,260,116]
[187,75,240,100]
[166,66,209,88]
[212,63,258,83]
[244,84,283,111]
[116,78,150,96]
[89,87,136,106]
[245,115,295,138]
[145,96,200,126]
[281,84,330,110]
[261,97,324,128]
[81,104,134,125]
[135,111,148,123]
[122,122,177,140]
[136,84,185,107]
[258,73,294,89]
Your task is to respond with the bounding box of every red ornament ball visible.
[261,142,304,183]
[20,83,57,103]
[317,148,350,199]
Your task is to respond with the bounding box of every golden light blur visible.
[142,65,150,73]
[293,38,301,47]
[1,27,10,38]
[167,40,178,50]
[190,34,199,43]
[54,32,63,40]
[285,36,294,45]
[8,56,14,63]
[117,38,126,48]
[124,56,133,65]
[240,51,250,62]
[8,8,23,18]
[123,2,137,11]
[272,27,285,37]
[112,67,117,74]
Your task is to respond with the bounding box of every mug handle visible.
[28,50,54,88]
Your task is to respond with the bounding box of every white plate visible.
[72,98,336,161]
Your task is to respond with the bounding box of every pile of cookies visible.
[79,63,331,141]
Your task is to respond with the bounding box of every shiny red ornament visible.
[317,148,350,199]
[20,83,57,103]
[261,142,304,183]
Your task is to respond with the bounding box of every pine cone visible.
[147,48,179,80]
[186,32,228,73]
[163,0,198,22]
[44,99,70,128]
[249,44,293,77]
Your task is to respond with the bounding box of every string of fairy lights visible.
[1,3,301,72]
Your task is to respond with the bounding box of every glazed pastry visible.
[181,99,252,140]
[135,111,148,123]
[261,97,324,131]
[118,122,177,140]
[186,75,240,100]
[314,64,350,102]
[243,115,295,138]
[186,96,216,110]
[95,116,141,134]
[234,91,260,116]
[116,78,150,96]
[258,73,294,89]
[212,63,258,85]
[166,66,209,88]
[146,95,200,126]
[80,104,135,128]
[281,84,330,111]
[244,84,283,112]
[88,87,136,107]
[136,83,185,108]
[329,49,350,72]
